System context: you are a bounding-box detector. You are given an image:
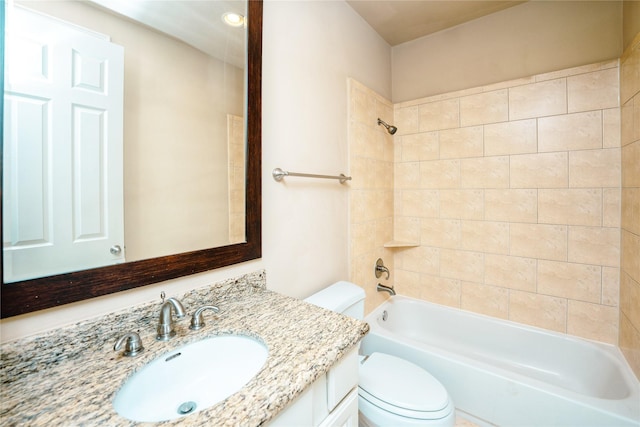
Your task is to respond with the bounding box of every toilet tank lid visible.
[304,281,365,313]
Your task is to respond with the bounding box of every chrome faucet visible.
[156,295,186,341]
[377,283,396,296]
[114,332,144,357]
[189,305,220,330]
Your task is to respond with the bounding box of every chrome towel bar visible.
[272,168,352,184]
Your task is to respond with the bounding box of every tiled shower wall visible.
[349,59,630,348]
[620,35,640,378]
[392,60,621,344]
[348,80,395,314]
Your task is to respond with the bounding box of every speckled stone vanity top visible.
[0,271,369,426]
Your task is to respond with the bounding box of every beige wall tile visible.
[484,254,537,292]
[375,160,394,191]
[419,99,459,132]
[621,99,635,146]
[509,78,567,120]
[538,189,602,226]
[569,148,621,188]
[397,246,440,275]
[622,188,640,234]
[509,290,567,333]
[440,189,484,220]
[538,111,603,152]
[568,226,620,267]
[351,221,376,257]
[439,126,484,159]
[400,132,439,161]
[394,269,420,300]
[394,216,421,243]
[603,108,621,148]
[537,61,617,83]
[619,313,640,379]
[395,161,420,189]
[375,217,394,249]
[622,230,640,284]
[395,106,419,136]
[602,267,620,307]
[485,189,537,223]
[461,282,509,319]
[440,249,484,282]
[620,272,640,330]
[510,152,568,188]
[350,157,375,190]
[620,42,640,105]
[349,122,374,161]
[420,218,461,249]
[350,84,377,125]
[567,68,619,113]
[484,119,537,156]
[622,141,640,187]
[461,220,509,255]
[460,89,508,126]
[399,189,439,218]
[537,260,602,303]
[604,188,622,228]
[420,160,460,189]
[568,300,619,344]
[510,223,568,261]
[419,274,461,308]
[460,156,510,188]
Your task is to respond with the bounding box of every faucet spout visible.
[376,283,396,296]
[156,297,186,341]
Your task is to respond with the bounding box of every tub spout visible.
[377,283,396,296]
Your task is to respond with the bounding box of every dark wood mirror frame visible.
[0,0,262,319]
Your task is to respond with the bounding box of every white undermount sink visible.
[113,334,269,422]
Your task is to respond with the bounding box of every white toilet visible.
[305,281,455,427]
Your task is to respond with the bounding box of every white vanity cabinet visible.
[268,347,359,427]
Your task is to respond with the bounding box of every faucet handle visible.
[189,305,220,330]
[114,332,144,357]
[375,258,390,280]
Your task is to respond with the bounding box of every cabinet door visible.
[319,389,358,427]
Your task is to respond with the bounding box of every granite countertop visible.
[0,271,369,426]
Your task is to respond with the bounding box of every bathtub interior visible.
[361,296,640,427]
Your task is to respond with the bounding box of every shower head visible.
[377,118,398,135]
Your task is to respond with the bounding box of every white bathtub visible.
[360,296,640,427]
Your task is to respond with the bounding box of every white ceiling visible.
[346,0,526,46]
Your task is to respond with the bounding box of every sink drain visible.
[177,401,197,415]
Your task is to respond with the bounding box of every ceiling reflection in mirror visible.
[3,0,248,283]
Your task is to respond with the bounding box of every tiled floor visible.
[456,414,481,427]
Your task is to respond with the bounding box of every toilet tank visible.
[304,281,365,320]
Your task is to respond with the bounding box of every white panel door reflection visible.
[3,6,125,282]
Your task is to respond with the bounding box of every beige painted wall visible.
[18,1,244,262]
[392,1,623,103]
[261,0,391,299]
[1,0,391,342]
[620,32,640,379]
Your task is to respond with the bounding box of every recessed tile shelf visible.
[383,240,419,248]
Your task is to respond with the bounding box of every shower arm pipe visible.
[272,168,352,184]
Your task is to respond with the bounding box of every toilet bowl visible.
[304,281,455,427]
[358,353,455,427]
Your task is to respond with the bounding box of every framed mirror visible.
[1,0,262,318]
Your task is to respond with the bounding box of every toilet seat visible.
[359,352,452,420]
